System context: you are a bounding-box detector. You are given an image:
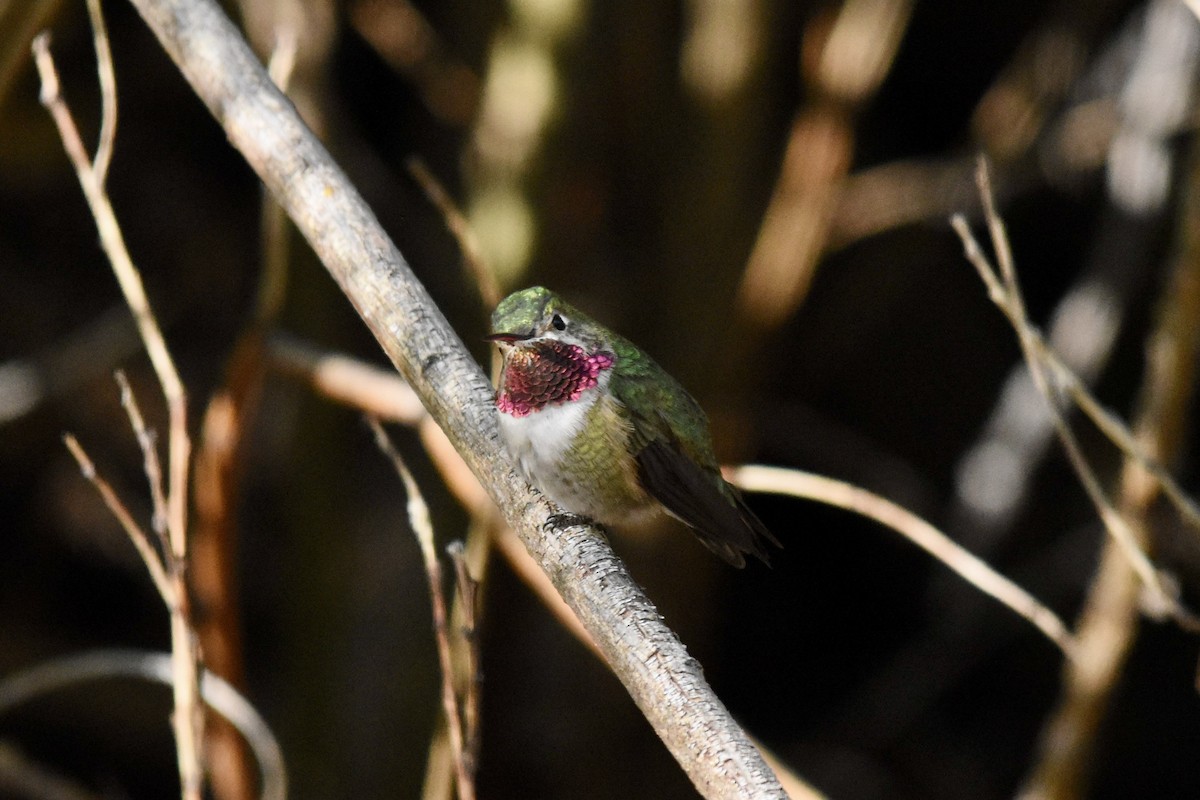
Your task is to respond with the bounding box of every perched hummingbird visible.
[486,286,780,567]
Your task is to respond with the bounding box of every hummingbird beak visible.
[484,331,531,344]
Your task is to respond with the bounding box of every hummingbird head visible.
[486,287,615,417]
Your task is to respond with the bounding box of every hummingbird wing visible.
[610,339,780,567]
[635,434,780,567]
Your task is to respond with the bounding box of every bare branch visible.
[951,158,1198,625]
[0,650,287,800]
[729,465,1078,658]
[62,434,173,604]
[367,418,475,800]
[116,370,170,544]
[407,157,502,309]
[85,0,117,186]
[33,31,202,800]
[1018,87,1200,797]
[32,31,192,563]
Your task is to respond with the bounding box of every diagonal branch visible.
[122,0,786,796]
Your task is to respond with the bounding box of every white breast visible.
[498,388,597,485]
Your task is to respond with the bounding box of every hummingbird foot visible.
[543,512,597,532]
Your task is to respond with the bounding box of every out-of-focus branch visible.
[192,26,301,800]
[32,30,203,800]
[0,0,62,110]
[736,0,913,329]
[123,0,785,795]
[951,162,1185,615]
[1018,114,1200,800]
[348,0,479,127]
[368,419,476,800]
[0,650,287,800]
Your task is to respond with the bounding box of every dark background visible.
[2,0,1200,798]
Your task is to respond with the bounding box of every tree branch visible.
[123,0,786,795]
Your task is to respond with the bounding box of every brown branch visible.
[194,28,300,800]
[735,0,913,329]
[121,0,786,794]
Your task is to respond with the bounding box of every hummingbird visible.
[486,286,780,567]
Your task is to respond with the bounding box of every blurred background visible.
[3,0,1200,797]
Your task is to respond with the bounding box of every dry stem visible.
[1016,128,1200,798]
[951,158,1200,627]
[32,30,202,800]
[62,434,172,603]
[407,157,501,310]
[368,418,475,800]
[729,465,1077,657]
[116,371,170,544]
[446,541,482,773]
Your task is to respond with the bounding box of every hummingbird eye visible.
[550,313,567,331]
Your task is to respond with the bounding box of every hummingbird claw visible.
[543,513,593,532]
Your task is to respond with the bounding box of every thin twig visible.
[951,158,1185,618]
[1018,116,1200,798]
[85,0,117,186]
[446,540,481,773]
[0,649,287,800]
[61,434,173,604]
[729,465,1078,658]
[254,25,297,326]
[1000,320,1200,537]
[33,31,202,800]
[32,32,192,560]
[407,157,502,309]
[116,370,170,544]
[367,417,475,800]
[33,32,192,563]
